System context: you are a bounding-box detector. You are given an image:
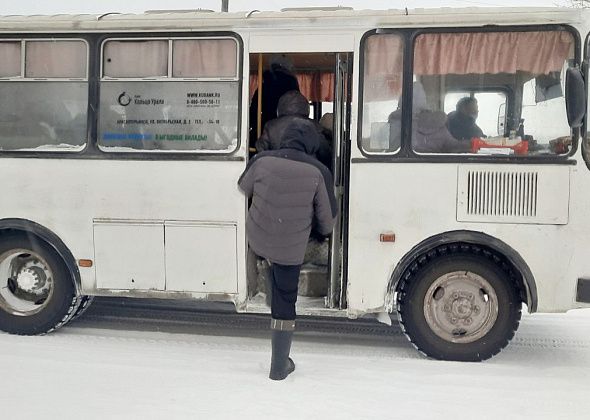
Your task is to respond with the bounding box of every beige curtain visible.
[25,40,87,78]
[414,31,574,76]
[0,42,21,77]
[363,34,404,101]
[103,40,167,78]
[173,39,237,78]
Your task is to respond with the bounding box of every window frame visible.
[356,25,581,164]
[98,35,242,155]
[0,37,90,154]
[100,36,239,82]
[442,87,513,138]
[0,37,89,81]
[357,30,407,157]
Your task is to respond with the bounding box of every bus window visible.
[26,40,87,78]
[360,33,404,155]
[0,42,21,77]
[0,39,88,152]
[103,40,168,78]
[172,39,238,78]
[443,91,507,137]
[98,37,240,154]
[412,30,575,156]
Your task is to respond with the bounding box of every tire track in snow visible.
[67,298,590,354]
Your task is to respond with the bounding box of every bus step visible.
[298,265,328,298]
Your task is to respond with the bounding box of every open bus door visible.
[245,33,354,313]
[329,52,352,309]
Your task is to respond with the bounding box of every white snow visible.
[0,309,588,420]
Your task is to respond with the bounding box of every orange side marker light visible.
[380,233,396,243]
[78,259,93,268]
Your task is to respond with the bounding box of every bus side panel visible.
[0,158,247,301]
[346,162,590,315]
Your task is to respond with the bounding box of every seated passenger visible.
[447,97,486,141]
[388,83,470,154]
[413,111,471,154]
[256,91,332,171]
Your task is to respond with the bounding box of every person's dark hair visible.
[456,96,477,112]
[277,90,310,118]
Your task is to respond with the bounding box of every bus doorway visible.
[245,51,352,314]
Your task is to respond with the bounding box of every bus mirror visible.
[565,67,586,129]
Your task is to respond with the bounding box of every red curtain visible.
[250,72,335,102]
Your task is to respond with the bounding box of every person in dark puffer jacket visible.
[238,119,337,381]
[256,90,333,173]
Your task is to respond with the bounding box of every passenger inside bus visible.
[255,90,333,171]
[248,54,299,151]
[387,82,471,153]
[447,97,486,141]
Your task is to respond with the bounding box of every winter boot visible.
[269,318,296,381]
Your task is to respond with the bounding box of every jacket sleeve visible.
[237,160,257,198]
[255,125,272,152]
[313,172,338,236]
[438,127,472,153]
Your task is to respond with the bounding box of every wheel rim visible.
[423,271,499,344]
[0,249,54,316]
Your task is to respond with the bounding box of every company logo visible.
[118,92,131,107]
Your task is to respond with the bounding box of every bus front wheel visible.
[397,250,522,361]
[0,233,79,335]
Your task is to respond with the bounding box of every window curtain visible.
[362,34,404,101]
[0,42,21,77]
[26,40,87,78]
[249,72,334,102]
[173,39,237,78]
[103,40,167,78]
[413,31,574,76]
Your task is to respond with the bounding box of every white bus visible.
[0,6,588,361]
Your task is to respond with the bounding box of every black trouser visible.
[270,263,302,321]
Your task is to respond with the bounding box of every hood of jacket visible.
[277,90,310,118]
[280,119,320,155]
[415,111,448,135]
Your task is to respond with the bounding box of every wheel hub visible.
[424,271,499,343]
[0,249,54,315]
[15,267,46,294]
[445,292,479,325]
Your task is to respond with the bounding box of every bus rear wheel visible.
[397,250,522,361]
[0,233,79,335]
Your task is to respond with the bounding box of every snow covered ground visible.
[0,301,588,420]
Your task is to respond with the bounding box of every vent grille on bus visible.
[466,170,538,217]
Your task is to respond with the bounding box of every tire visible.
[68,295,95,323]
[0,233,80,335]
[397,247,522,361]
